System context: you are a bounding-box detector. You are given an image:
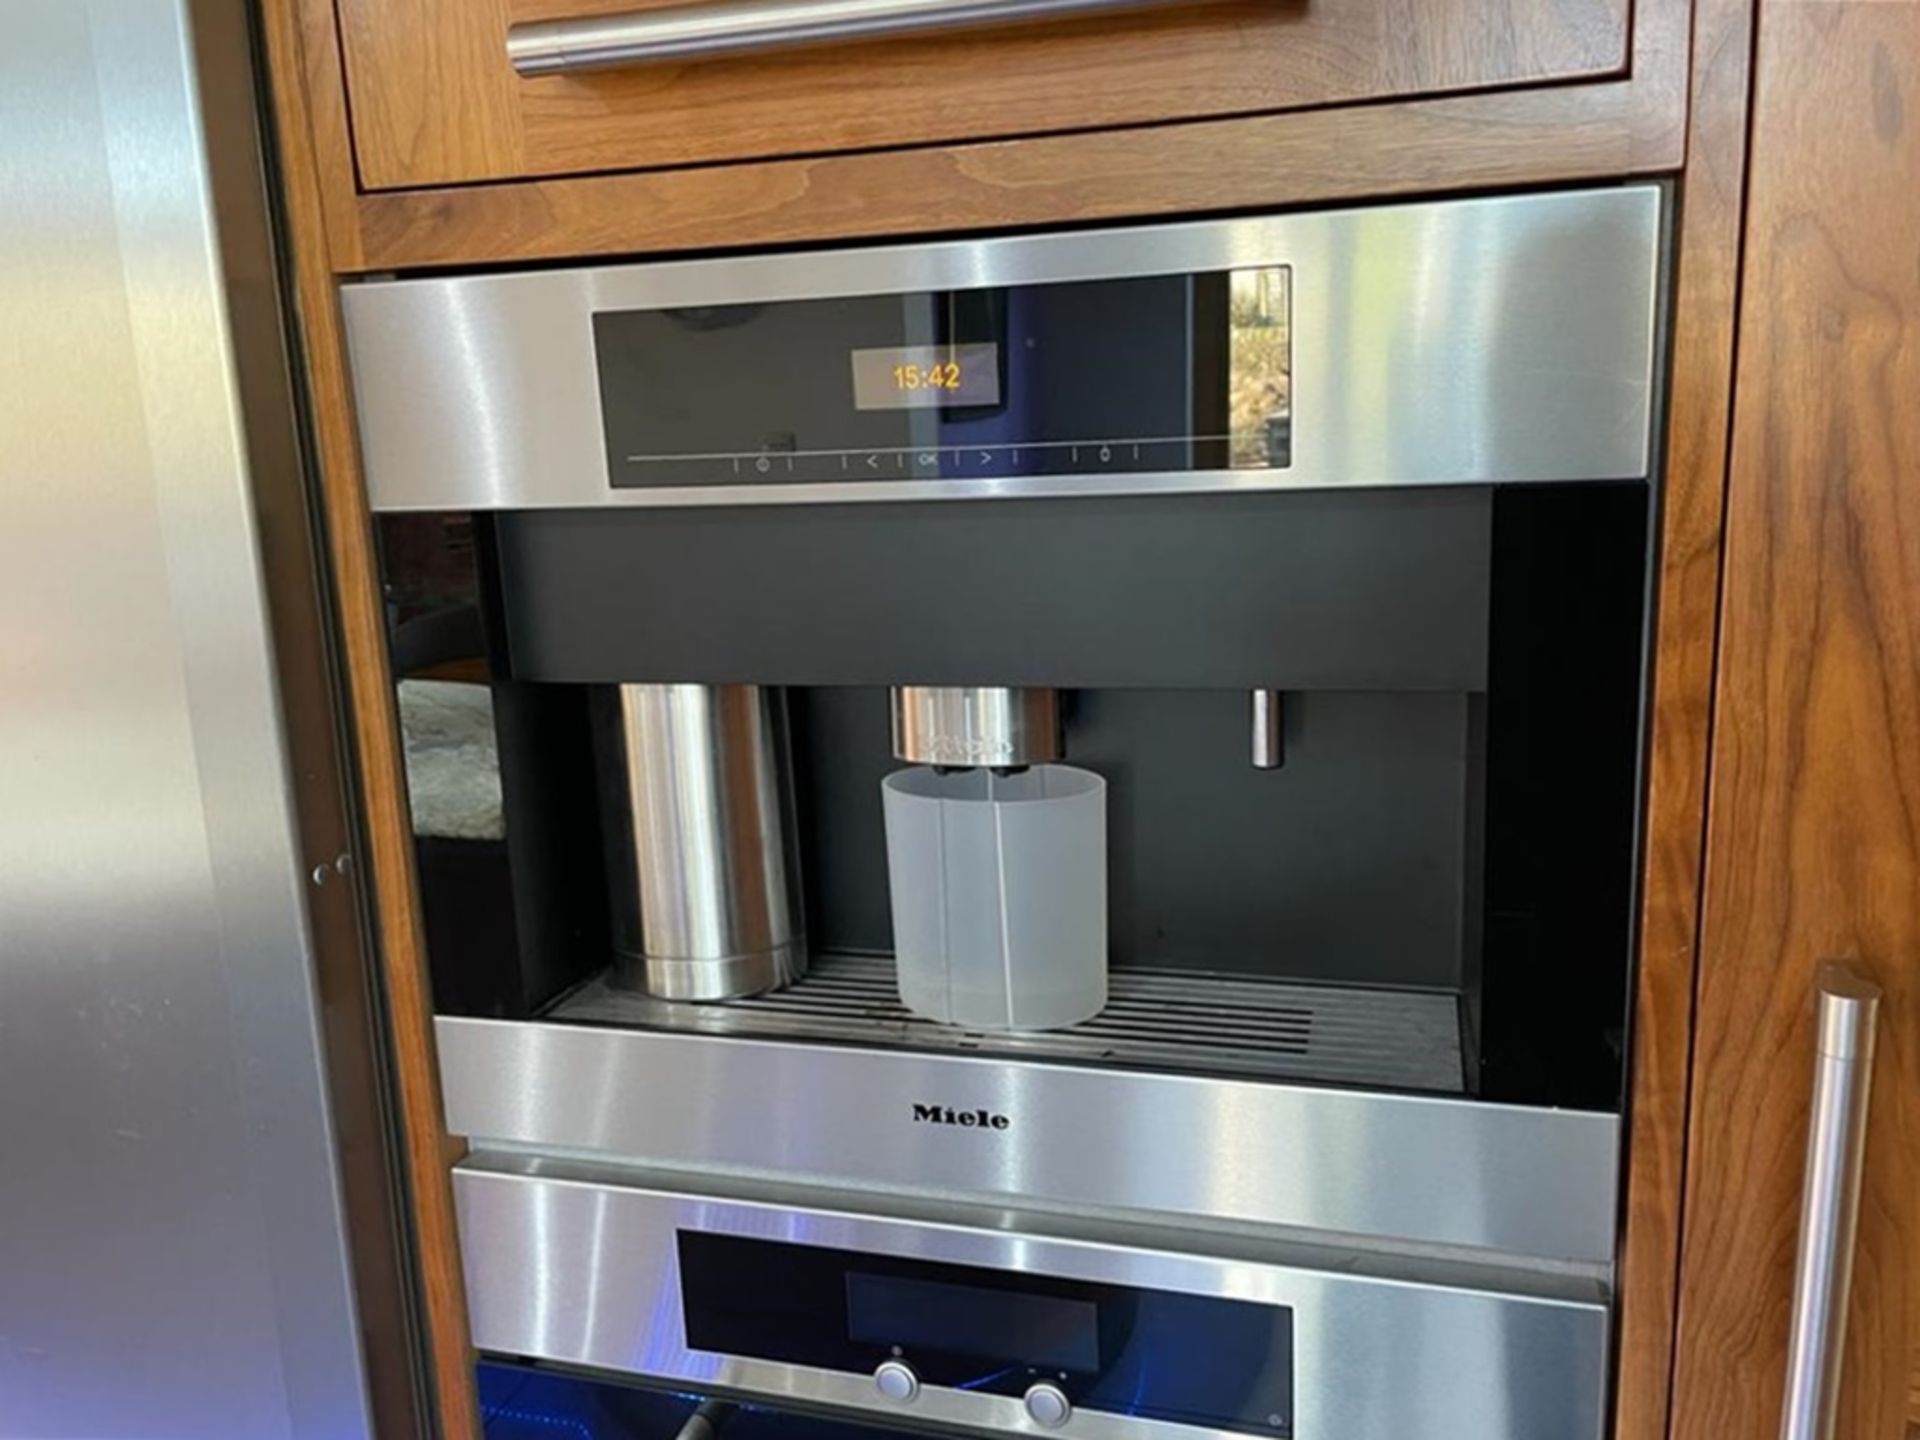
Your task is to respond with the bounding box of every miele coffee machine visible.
[349,185,1664,1440]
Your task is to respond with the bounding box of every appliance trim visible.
[343,185,1664,511]
[454,1156,1610,1440]
[435,1012,1622,1266]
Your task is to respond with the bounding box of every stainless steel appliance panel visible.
[0,1,370,1435]
[435,1015,1620,1265]
[343,186,1662,511]
[453,1157,1610,1440]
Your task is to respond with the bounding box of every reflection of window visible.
[1229,267,1292,468]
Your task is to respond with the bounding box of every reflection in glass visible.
[1229,267,1292,468]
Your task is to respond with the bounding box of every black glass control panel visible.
[594,268,1291,489]
[678,1232,1295,1437]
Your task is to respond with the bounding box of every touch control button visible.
[874,1361,919,1404]
[1024,1382,1071,1428]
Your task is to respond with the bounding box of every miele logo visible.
[912,1103,1011,1131]
[921,736,1015,765]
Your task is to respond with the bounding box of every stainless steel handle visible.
[509,0,1195,76]
[1778,963,1882,1440]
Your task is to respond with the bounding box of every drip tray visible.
[548,953,1465,1094]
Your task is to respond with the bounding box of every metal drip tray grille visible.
[549,953,1465,1093]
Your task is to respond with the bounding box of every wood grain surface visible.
[1671,4,1920,1439]
[259,2,484,1435]
[281,0,1694,270]
[336,0,1628,190]
[289,0,366,269]
[346,0,1685,271]
[1611,0,1757,1436]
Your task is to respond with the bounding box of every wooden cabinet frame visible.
[1672,6,1919,1436]
[255,1,1758,1433]
[336,0,1635,192]
[278,0,1710,272]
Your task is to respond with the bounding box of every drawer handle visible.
[1778,963,1882,1440]
[508,0,1199,76]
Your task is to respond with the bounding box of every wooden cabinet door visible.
[333,0,1631,190]
[1670,4,1918,1438]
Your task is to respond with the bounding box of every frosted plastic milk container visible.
[881,764,1107,1030]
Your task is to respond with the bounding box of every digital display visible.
[850,343,1001,410]
[845,1271,1100,1371]
[596,267,1291,488]
[678,1231,1293,1437]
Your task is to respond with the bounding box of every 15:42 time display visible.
[851,342,1002,411]
[892,359,965,391]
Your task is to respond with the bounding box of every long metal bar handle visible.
[1778,963,1883,1440]
[509,0,1195,76]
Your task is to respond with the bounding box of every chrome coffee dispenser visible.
[350,186,1665,1440]
[593,682,806,1000]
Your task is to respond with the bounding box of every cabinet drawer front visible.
[336,0,1630,190]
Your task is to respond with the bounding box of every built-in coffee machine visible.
[348,185,1665,1440]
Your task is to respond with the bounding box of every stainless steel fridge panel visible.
[343,185,1662,510]
[454,1156,1610,1440]
[436,1015,1621,1266]
[0,2,371,1434]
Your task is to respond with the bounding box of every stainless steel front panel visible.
[0,1,371,1434]
[436,1015,1620,1265]
[453,1156,1610,1440]
[343,186,1663,511]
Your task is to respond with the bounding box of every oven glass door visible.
[480,1362,940,1440]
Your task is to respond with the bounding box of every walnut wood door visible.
[1670,4,1919,1438]
[333,0,1631,189]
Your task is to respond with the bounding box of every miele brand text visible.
[912,1103,1011,1131]
[921,737,1014,765]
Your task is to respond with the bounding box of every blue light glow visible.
[480,1401,597,1440]
[953,1364,1022,1392]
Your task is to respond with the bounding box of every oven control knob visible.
[874,1360,919,1404]
[1024,1382,1072,1428]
